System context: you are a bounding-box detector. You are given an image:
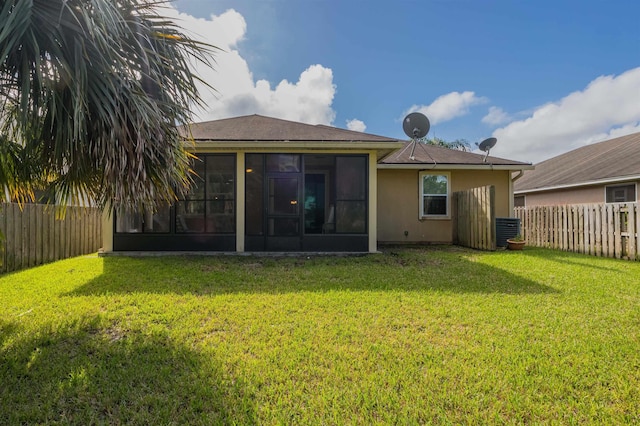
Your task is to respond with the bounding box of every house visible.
[514,132,640,207]
[101,114,532,253]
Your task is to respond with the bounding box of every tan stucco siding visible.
[452,170,512,218]
[376,169,449,243]
[101,209,113,252]
[377,169,511,244]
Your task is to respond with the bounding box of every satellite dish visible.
[478,137,497,152]
[403,112,430,160]
[403,112,430,139]
[477,137,497,162]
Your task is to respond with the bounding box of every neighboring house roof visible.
[515,132,640,193]
[379,141,532,170]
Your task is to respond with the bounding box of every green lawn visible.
[1,247,639,424]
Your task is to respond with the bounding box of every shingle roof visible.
[380,141,531,167]
[181,114,398,142]
[515,132,640,192]
[179,114,531,169]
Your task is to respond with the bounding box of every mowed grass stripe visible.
[1,247,638,424]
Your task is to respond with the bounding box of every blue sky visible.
[168,0,640,163]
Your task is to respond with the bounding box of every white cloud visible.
[482,106,511,126]
[491,67,640,163]
[164,6,336,125]
[346,119,366,132]
[403,91,487,125]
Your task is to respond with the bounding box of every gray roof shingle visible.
[515,132,640,191]
[179,114,531,168]
[181,114,398,142]
[380,141,531,166]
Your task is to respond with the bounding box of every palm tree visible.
[421,137,471,152]
[0,0,215,211]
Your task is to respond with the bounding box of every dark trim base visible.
[245,235,368,252]
[113,234,236,251]
[114,234,368,252]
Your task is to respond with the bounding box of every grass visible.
[1,246,639,424]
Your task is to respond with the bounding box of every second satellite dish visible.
[403,112,430,139]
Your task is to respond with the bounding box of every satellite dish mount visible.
[477,137,497,163]
[402,112,430,160]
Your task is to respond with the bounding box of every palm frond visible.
[0,0,218,211]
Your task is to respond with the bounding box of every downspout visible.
[509,170,525,215]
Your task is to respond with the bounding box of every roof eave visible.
[186,139,404,158]
[515,174,640,194]
[378,163,534,171]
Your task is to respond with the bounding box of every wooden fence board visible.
[514,202,640,262]
[453,185,496,251]
[595,205,602,257]
[35,205,42,266]
[64,213,70,260]
[0,203,102,273]
[0,205,5,271]
[54,209,60,262]
[70,209,76,258]
[17,204,25,270]
[602,205,609,257]
[613,204,621,259]
[547,207,551,247]
[567,205,572,251]
[6,204,15,272]
[47,206,55,263]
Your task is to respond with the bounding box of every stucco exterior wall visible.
[519,181,640,206]
[376,168,512,244]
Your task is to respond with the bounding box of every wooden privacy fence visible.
[0,203,102,273]
[453,185,496,251]
[514,203,640,260]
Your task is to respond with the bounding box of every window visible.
[176,155,235,233]
[335,156,367,233]
[115,154,236,235]
[419,172,449,218]
[514,195,525,208]
[605,183,636,203]
[115,205,171,233]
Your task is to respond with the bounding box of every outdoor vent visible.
[496,218,521,247]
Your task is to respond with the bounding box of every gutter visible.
[188,139,405,150]
[377,163,534,171]
[509,170,526,214]
[511,170,525,182]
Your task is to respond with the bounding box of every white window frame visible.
[604,183,637,204]
[419,171,451,219]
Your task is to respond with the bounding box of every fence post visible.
[636,204,640,261]
[628,203,636,260]
[613,204,621,259]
